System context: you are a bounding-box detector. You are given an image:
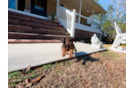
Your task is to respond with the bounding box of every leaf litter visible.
[8,47,126,88]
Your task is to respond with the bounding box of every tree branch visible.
[119,1,126,22]
[115,0,121,22]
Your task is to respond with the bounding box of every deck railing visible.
[76,12,100,29]
[56,4,101,37]
[57,5,76,37]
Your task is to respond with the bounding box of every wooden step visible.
[8,11,63,27]
[8,17,63,27]
[8,25,70,36]
[8,18,66,31]
[8,11,70,41]
[8,32,67,40]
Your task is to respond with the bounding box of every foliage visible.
[94,0,99,2]
[8,71,21,79]
[52,14,56,21]
[93,0,126,43]
[117,21,126,33]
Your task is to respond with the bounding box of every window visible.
[35,0,44,10]
[8,0,16,9]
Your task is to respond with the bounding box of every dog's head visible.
[62,36,77,47]
[70,37,76,43]
[64,36,76,43]
[66,36,71,42]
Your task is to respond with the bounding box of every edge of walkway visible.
[8,46,107,72]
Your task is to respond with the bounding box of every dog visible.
[62,36,77,58]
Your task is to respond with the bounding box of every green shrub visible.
[52,14,56,21]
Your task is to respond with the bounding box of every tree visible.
[94,0,99,2]
[93,0,126,43]
[102,0,126,33]
[117,11,126,33]
[114,0,121,23]
[119,0,126,22]
[101,5,115,35]
[111,0,126,23]
[107,5,114,26]
[93,0,103,25]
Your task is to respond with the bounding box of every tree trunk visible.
[119,2,126,22]
[115,0,121,23]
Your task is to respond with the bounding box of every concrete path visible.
[8,42,106,72]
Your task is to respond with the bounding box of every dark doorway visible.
[18,0,25,11]
[31,0,47,16]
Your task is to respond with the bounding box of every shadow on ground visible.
[74,52,99,65]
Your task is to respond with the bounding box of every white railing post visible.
[56,0,59,16]
[78,0,82,24]
[71,9,76,38]
[15,0,18,10]
[91,8,94,28]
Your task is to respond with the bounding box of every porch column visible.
[15,0,18,10]
[99,13,103,41]
[56,0,60,16]
[71,9,76,38]
[78,0,82,24]
[91,8,94,28]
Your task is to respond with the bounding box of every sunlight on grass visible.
[103,44,126,60]
[42,64,50,69]
[30,73,40,78]
[8,71,21,80]
[101,50,118,59]
[56,70,60,75]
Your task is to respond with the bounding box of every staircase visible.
[8,11,70,43]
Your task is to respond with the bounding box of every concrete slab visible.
[8,42,107,72]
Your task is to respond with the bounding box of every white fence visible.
[57,5,76,37]
[76,12,100,29]
[57,4,101,37]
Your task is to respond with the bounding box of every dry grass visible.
[8,44,126,88]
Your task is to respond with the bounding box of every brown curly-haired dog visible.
[62,36,77,58]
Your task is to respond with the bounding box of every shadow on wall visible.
[74,52,99,65]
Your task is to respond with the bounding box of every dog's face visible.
[63,37,76,43]
[66,37,71,42]
[70,37,76,43]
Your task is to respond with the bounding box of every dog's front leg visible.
[72,44,77,52]
[62,47,66,57]
[66,51,68,54]
[69,49,73,58]
[74,46,77,52]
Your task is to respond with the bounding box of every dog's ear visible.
[73,38,77,43]
[63,37,66,44]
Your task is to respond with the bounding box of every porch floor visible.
[8,42,107,72]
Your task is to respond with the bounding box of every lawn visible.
[8,44,126,88]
